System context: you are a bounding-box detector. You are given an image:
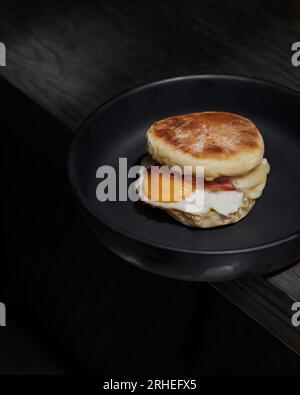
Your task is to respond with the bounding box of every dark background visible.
[1,0,300,374]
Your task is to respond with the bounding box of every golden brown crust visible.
[147,112,264,179]
[150,112,260,158]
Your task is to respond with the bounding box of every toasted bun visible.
[166,196,255,228]
[147,112,264,180]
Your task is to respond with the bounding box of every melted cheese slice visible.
[229,158,270,199]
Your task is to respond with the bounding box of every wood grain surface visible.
[1,0,300,128]
[1,0,299,354]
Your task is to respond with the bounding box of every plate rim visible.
[68,73,300,255]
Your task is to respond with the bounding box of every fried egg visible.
[136,166,244,216]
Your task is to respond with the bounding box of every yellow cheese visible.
[230,158,270,199]
[245,179,267,199]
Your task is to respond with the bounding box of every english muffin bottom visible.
[164,195,255,228]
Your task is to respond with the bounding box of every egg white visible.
[136,167,244,216]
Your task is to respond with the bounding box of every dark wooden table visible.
[1,0,300,360]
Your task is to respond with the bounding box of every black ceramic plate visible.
[69,75,300,281]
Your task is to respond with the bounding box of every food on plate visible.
[136,112,270,228]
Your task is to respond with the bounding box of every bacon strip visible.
[205,177,235,191]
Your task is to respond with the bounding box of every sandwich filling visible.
[136,158,270,217]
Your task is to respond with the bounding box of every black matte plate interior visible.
[69,75,300,280]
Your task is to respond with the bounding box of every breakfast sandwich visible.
[136,112,270,228]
